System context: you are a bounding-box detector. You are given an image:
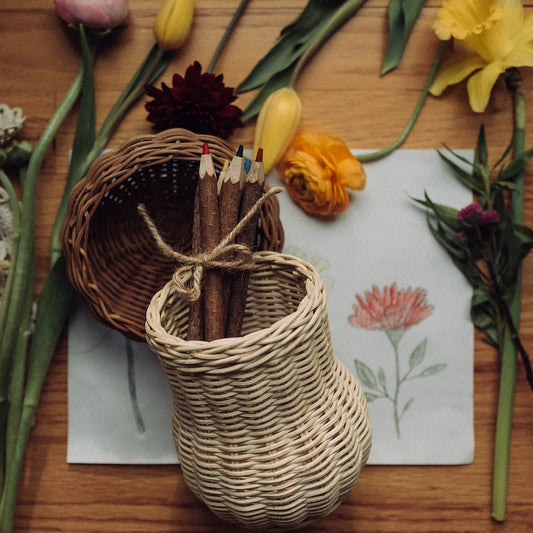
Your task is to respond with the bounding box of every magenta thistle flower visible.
[480,209,500,225]
[145,61,243,139]
[348,283,433,331]
[458,202,483,221]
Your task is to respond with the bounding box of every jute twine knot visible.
[138,186,283,302]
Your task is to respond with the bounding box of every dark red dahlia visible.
[145,61,243,140]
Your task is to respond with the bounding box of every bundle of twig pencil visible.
[187,143,265,341]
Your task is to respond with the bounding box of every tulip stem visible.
[357,40,447,162]
[207,0,251,74]
[49,43,168,265]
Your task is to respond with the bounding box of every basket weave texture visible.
[61,129,284,341]
[146,252,372,530]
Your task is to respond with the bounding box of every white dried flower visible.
[0,185,15,301]
[0,104,26,147]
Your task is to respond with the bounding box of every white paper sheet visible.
[67,149,474,465]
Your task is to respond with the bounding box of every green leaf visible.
[400,397,415,417]
[235,0,343,93]
[69,25,96,187]
[364,392,381,402]
[409,338,427,370]
[497,147,533,182]
[417,363,447,378]
[437,150,484,194]
[418,191,463,231]
[378,366,387,392]
[381,0,427,75]
[240,65,294,122]
[354,359,378,389]
[474,125,489,170]
[23,256,75,403]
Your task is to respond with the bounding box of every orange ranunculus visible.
[279,132,366,216]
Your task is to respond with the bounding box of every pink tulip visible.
[54,0,129,29]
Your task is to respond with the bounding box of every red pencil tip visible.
[256,148,263,162]
[203,142,209,155]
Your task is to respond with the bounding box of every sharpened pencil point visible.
[236,145,243,157]
[255,148,263,162]
[203,142,209,155]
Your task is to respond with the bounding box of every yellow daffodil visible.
[253,87,302,174]
[429,0,533,112]
[153,0,194,51]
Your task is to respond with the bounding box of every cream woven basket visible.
[146,252,372,530]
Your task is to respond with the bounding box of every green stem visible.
[0,258,75,533]
[0,170,21,344]
[49,44,166,264]
[288,0,368,88]
[357,40,448,162]
[126,339,145,434]
[491,68,526,523]
[0,65,82,426]
[386,329,404,439]
[4,250,35,473]
[206,0,251,73]
[49,25,96,267]
[1,39,171,532]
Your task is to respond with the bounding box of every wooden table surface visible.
[1,1,532,531]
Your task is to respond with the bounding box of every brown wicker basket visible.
[61,129,284,341]
[146,252,372,530]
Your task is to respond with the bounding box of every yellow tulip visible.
[153,0,194,51]
[253,87,302,174]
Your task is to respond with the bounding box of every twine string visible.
[138,186,283,301]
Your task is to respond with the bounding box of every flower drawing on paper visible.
[349,283,446,438]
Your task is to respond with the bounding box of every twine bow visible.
[138,186,283,302]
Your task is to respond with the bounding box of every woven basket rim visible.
[65,128,236,241]
[146,251,324,357]
[62,128,284,341]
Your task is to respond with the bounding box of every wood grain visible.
[1,1,532,531]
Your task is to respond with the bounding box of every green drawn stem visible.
[386,329,405,439]
[125,339,145,434]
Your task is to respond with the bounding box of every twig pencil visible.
[199,142,225,341]
[186,182,204,340]
[226,148,265,338]
[218,146,245,330]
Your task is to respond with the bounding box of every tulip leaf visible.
[240,65,294,122]
[69,25,96,187]
[235,1,342,94]
[281,0,346,36]
[382,0,427,75]
[235,0,350,94]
